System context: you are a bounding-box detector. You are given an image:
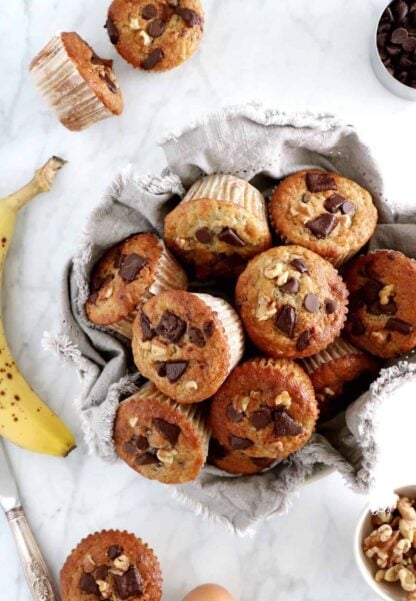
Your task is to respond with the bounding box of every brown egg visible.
[182,583,235,601]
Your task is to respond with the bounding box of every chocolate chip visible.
[226,404,244,422]
[188,326,206,348]
[403,36,416,52]
[94,565,109,581]
[306,173,337,193]
[275,305,296,338]
[391,27,409,44]
[119,253,147,282]
[351,316,366,336]
[392,0,409,21]
[361,279,383,304]
[92,272,114,292]
[303,294,320,313]
[114,566,142,600]
[156,362,167,377]
[99,71,118,94]
[79,573,99,595]
[147,19,166,37]
[140,312,154,341]
[324,193,346,213]
[124,441,138,455]
[367,300,397,316]
[291,258,308,273]
[136,452,159,466]
[218,227,246,247]
[108,545,123,560]
[158,360,189,382]
[341,201,355,215]
[274,410,302,437]
[105,16,119,44]
[91,52,113,68]
[142,48,164,70]
[325,299,337,314]
[281,277,300,294]
[195,227,213,243]
[250,407,273,429]
[305,213,338,239]
[203,320,214,337]
[153,418,181,445]
[386,43,402,55]
[228,435,253,450]
[142,4,157,19]
[296,329,312,351]
[135,436,149,451]
[155,311,187,343]
[209,438,227,460]
[175,7,202,26]
[386,318,414,334]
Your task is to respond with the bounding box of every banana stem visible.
[1,156,66,211]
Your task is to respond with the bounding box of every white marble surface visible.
[0,0,416,599]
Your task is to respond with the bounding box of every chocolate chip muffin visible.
[164,174,272,279]
[60,530,162,601]
[208,438,276,475]
[302,338,380,421]
[269,170,378,266]
[30,32,123,131]
[132,290,244,403]
[105,0,204,72]
[114,382,209,484]
[209,358,318,460]
[344,250,416,358]
[86,233,187,338]
[235,245,348,359]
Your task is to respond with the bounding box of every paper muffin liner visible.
[302,338,362,376]
[181,174,268,222]
[30,34,114,131]
[193,292,245,371]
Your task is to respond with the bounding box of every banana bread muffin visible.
[30,32,123,131]
[235,245,349,359]
[114,382,209,484]
[132,291,244,403]
[302,338,380,421]
[105,0,204,71]
[60,530,162,601]
[164,174,272,279]
[208,438,275,475]
[86,233,187,338]
[345,250,416,358]
[269,170,377,266]
[209,358,318,460]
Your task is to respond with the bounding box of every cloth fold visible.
[44,103,416,533]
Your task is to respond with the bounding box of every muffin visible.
[345,250,416,358]
[164,174,272,279]
[114,382,209,484]
[105,0,204,72]
[208,438,275,475]
[86,233,187,338]
[235,245,349,359]
[269,170,378,266]
[30,32,123,131]
[132,290,244,403]
[302,338,380,421]
[209,358,318,460]
[60,530,162,601]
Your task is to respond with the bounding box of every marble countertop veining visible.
[0,0,415,599]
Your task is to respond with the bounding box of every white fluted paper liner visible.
[302,338,362,375]
[192,292,244,371]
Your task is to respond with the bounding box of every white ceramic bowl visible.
[354,485,416,601]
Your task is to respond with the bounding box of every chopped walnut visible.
[233,395,250,412]
[370,331,387,344]
[323,387,335,397]
[185,380,198,391]
[104,286,114,299]
[379,284,395,306]
[274,391,291,408]
[150,340,170,359]
[256,294,277,321]
[113,554,130,574]
[157,449,177,464]
[263,262,284,279]
[130,17,141,30]
[97,580,112,599]
[129,417,138,429]
[82,554,96,573]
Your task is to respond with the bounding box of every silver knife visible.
[0,440,59,601]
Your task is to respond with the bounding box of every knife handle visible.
[6,506,59,601]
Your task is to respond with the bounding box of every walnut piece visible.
[379,284,395,306]
[157,449,177,464]
[256,294,277,321]
[263,262,284,279]
[274,391,291,408]
[129,417,138,429]
[82,553,96,573]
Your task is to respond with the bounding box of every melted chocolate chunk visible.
[114,566,142,600]
[228,435,254,450]
[94,565,109,581]
[147,19,166,37]
[349,291,365,312]
[79,573,99,595]
[250,407,273,429]
[119,253,147,282]
[303,294,320,313]
[226,404,244,422]
[140,312,154,341]
[188,326,206,348]
[305,214,338,239]
[92,272,114,292]
[218,227,246,247]
[107,545,123,560]
[274,410,302,436]
[296,329,312,351]
[325,298,337,314]
[386,318,413,334]
[209,438,227,460]
[291,258,308,273]
[341,201,355,215]
[324,193,346,213]
[155,311,186,342]
[203,320,214,337]
[136,452,159,466]
[153,418,181,445]
[367,300,397,316]
[135,436,149,451]
[91,52,113,68]
[157,360,189,382]
[195,227,213,243]
[281,277,299,294]
[361,279,383,305]
[351,316,366,336]
[99,71,118,93]
[275,305,296,338]
[142,4,157,19]
[251,457,273,469]
[124,440,139,455]
[105,16,119,44]
[306,173,337,193]
[142,48,164,70]
[175,6,202,26]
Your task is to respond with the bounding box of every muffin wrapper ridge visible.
[302,338,362,375]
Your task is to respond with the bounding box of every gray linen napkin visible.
[44,103,416,534]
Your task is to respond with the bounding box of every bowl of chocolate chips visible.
[371,0,416,100]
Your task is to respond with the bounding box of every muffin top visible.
[86,233,164,326]
[345,250,416,358]
[209,358,318,460]
[106,0,204,71]
[270,170,377,264]
[60,530,162,601]
[235,245,349,358]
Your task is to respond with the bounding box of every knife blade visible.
[0,439,20,512]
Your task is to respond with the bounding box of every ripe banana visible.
[0,157,76,456]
